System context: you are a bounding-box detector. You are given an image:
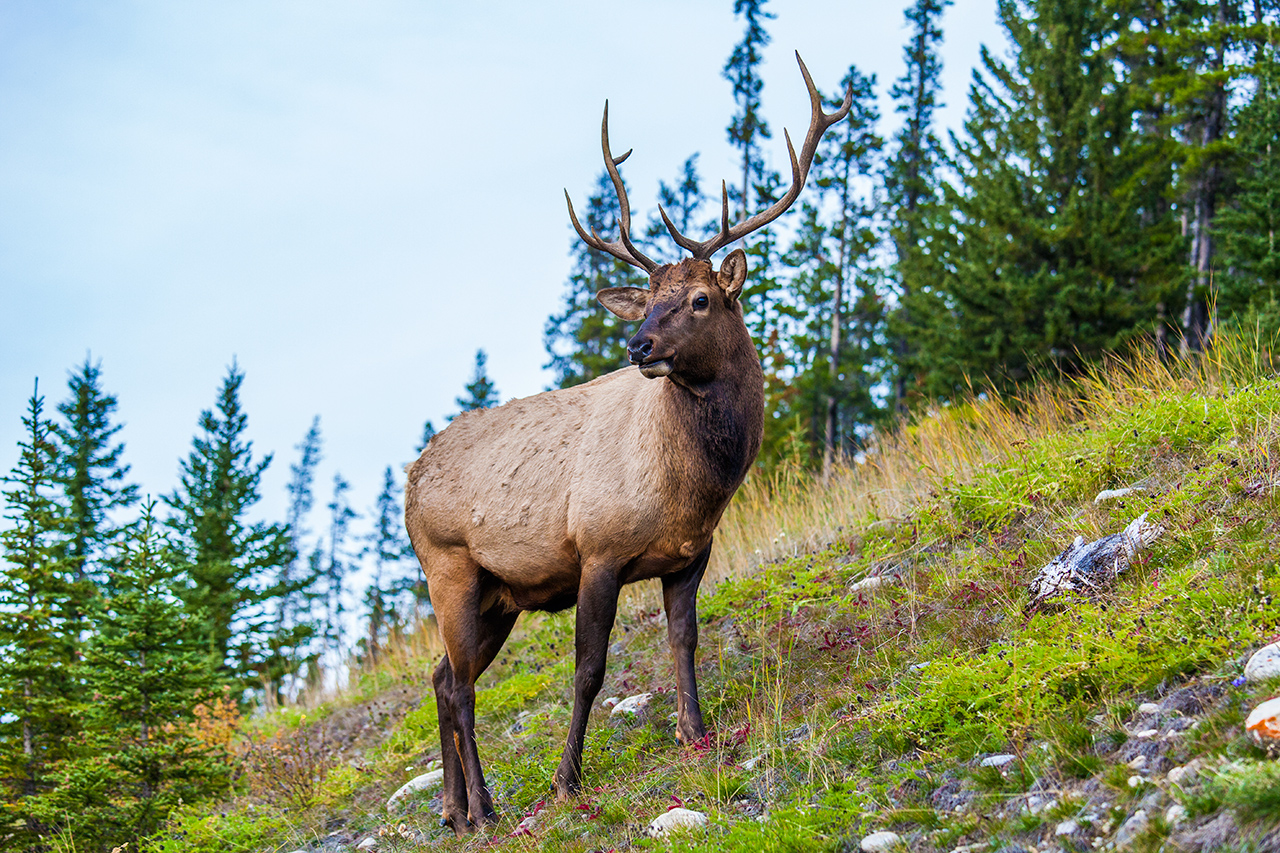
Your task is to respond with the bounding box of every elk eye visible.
[693,294,709,309]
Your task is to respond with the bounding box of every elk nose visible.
[627,337,653,364]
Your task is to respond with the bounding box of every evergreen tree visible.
[417,419,437,453]
[0,382,76,845]
[910,0,1164,395]
[784,67,886,478]
[263,417,323,702]
[1216,32,1280,325]
[545,169,647,388]
[164,362,292,685]
[884,0,953,408]
[53,357,138,616]
[360,466,414,667]
[723,0,775,219]
[320,473,357,666]
[644,155,708,262]
[452,349,500,416]
[30,502,228,851]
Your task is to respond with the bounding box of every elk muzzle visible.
[627,331,674,379]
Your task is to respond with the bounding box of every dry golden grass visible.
[711,326,1278,583]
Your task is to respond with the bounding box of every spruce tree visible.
[452,350,499,416]
[723,0,775,219]
[263,417,323,702]
[0,382,76,845]
[29,501,228,851]
[417,419,437,453]
[784,67,885,478]
[54,357,138,615]
[545,168,647,388]
[361,466,413,667]
[884,0,952,408]
[911,0,1163,394]
[1216,35,1280,326]
[320,473,357,666]
[644,155,708,262]
[164,362,292,684]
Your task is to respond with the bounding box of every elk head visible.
[565,52,853,384]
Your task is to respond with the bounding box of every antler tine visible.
[658,52,854,261]
[563,102,659,274]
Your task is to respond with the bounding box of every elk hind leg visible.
[432,559,517,831]
[431,655,468,832]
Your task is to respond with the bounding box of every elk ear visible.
[596,287,649,320]
[717,249,748,300]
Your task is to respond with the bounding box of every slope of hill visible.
[154,332,1280,853]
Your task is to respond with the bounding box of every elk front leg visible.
[552,566,620,800]
[662,541,711,745]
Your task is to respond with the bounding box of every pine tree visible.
[360,466,414,667]
[164,362,292,684]
[545,169,647,388]
[1216,31,1280,326]
[723,0,775,219]
[417,419,437,453]
[883,0,952,408]
[784,67,886,478]
[54,357,138,618]
[320,473,357,667]
[263,417,323,702]
[0,382,77,845]
[644,155,708,262]
[29,501,229,850]
[452,349,500,416]
[910,0,1164,394]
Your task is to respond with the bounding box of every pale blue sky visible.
[1,0,1002,539]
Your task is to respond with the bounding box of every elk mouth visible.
[637,357,674,379]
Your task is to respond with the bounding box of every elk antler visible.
[658,52,853,261]
[564,101,660,274]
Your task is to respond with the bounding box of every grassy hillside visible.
[151,330,1280,853]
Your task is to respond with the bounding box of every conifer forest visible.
[3,0,1280,850]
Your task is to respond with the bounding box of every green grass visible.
[144,330,1280,852]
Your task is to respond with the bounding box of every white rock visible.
[850,575,885,592]
[1167,759,1202,786]
[1115,809,1149,848]
[1134,728,1158,739]
[1095,486,1142,503]
[980,754,1016,767]
[1127,775,1144,788]
[386,767,444,812]
[1137,702,1160,714]
[1165,804,1188,826]
[512,814,538,835]
[647,808,708,837]
[601,696,620,708]
[1127,755,1147,770]
[1245,696,1280,743]
[357,839,378,851]
[908,661,931,671]
[860,830,901,852]
[1055,818,1079,836]
[741,753,767,772]
[1245,643,1280,683]
[610,692,652,716]
[1024,795,1057,815]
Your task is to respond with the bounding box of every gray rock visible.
[386,767,443,812]
[1028,514,1163,608]
[610,692,652,716]
[1245,643,1280,682]
[647,807,708,837]
[980,753,1016,768]
[783,723,811,744]
[1115,809,1149,848]
[859,831,901,852]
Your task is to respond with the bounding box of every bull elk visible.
[405,53,851,834]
